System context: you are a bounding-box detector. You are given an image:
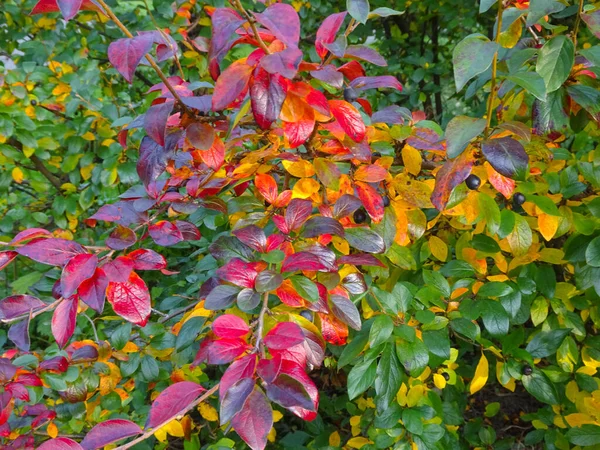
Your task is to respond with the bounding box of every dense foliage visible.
[2,0,600,449]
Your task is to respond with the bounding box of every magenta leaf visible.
[264,322,305,350]
[315,12,347,59]
[80,419,142,450]
[260,48,303,80]
[285,199,313,232]
[281,252,328,273]
[146,381,205,428]
[0,251,17,272]
[219,354,257,400]
[344,45,387,66]
[175,220,201,241]
[250,68,288,129]
[220,377,254,425]
[9,228,52,245]
[8,317,31,352]
[254,3,300,48]
[216,258,258,289]
[278,360,319,420]
[233,225,267,252]
[61,253,98,298]
[16,238,85,266]
[106,272,151,326]
[128,249,167,270]
[265,373,315,411]
[38,438,84,450]
[212,60,253,111]
[0,295,46,320]
[78,268,108,313]
[148,220,184,247]
[257,356,282,383]
[212,314,250,339]
[51,296,78,348]
[350,75,403,92]
[102,256,134,283]
[196,338,250,365]
[106,225,137,251]
[39,356,69,372]
[144,101,174,146]
[209,8,246,65]
[57,0,83,20]
[231,386,273,450]
[107,35,154,83]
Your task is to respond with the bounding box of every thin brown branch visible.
[7,138,64,193]
[233,0,271,54]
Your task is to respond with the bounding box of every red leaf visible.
[209,8,246,65]
[16,238,85,266]
[430,149,475,211]
[39,356,69,372]
[149,220,184,247]
[56,0,83,20]
[487,163,516,198]
[146,381,205,428]
[338,60,366,81]
[264,322,305,350]
[231,387,273,450]
[344,45,387,66]
[30,0,99,15]
[212,314,250,339]
[284,119,315,149]
[354,164,388,183]
[38,438,84,450]
[108,35,154,83]
[329,100,366,143]
[0,295,45,320]
[0,251,17,272]
[250,68,288,129]
[254,3,300,48]
[255,173,278,204]
[285,199,313,232]
[261,48,303,79]
[219,354,257,400]
[281,252,328,273]
[199,135,225,171]
[220,377,255,425]
[350,75,403,92]
[216,258,258,289]
[233,225,267,252]
[106,225,137,251]
[275,280,306,307]
[78,268,108,313]
[128,249,167,270]
[197,338,251,365]
[356,181,385,222]
[144,101,174,147]
[51,297,78,348]
[102,256,134,283]
[187,122,215,150]
[315,12,347,59]
[80,419,142,450]
[61,254,98,298]
[277,360,319,420]
[212,60,253,111]
[9,228,51,245]
[318,313,348,345]
[106,272,151,326]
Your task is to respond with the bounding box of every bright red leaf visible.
[106,272,151,326]
[219,353,257,400]
[107,35,154,84]
[61,253,98,298]
[51,297,78,348]
[146,381,205,428]
[329,100,366,143]
[264,322,305,350]
[216,258,258,289]
[281,252,328,273]
[231,387,273,450]
[355,181,385,222]
[255,173,279,204]
[212,314,250,339]
[212,60,253,111]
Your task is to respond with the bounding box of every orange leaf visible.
[355,181,384,222]
[431,149,475,211]
[354,164,388,183]
[329,100,366,143]
[538,213,559,241]
[255,173,278,204]
[486,164,515,199]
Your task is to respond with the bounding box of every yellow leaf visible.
[61,183,77,194]
[564,413,596,427]
[199,402,219,422]
[347,437,372,449]
[429,235,448,261]
[470,353,489,395]
[292,178,320,199]
[538,213,559,241]
[433,373,447,389]
[349,416,361,426]
[329,431,341,447]
[267,427,276,442]
[80,164,95,181]
[81,131,96,141]
[12,167,24,184]
[499,18,522,49]
[47,422,58,438]
[282,159,315,178]
[273,410,283,422]
[402,144,422,176]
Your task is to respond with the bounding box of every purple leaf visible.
[51,296,78,348]
[337,253,385,267]
[233,225,267,252]
[146,381,205,428]
[301,216,345,238]
[81,419,142,450]
[144,101,174,147]
[16,238,85,266]
[8,317,30,352]
[0,295,46,320]
[136,131,181,187]
[333,194,362,219]
[315,12,347,59]
[285,199,313,232]
[181,95,213,113]
[310,65,344,89]
[231,387,273,450]
[106,225,137,251]
[330,294,362,330]
[350,75,402,92]
[108,35,154,83]
[254,3,300,48]
[57,0,83,20]
[220,377,254,425]
[78,268,108,313]
[344,45,387,66]
[209,8,246,65]
[481,137,529,178]
[281,252,328,272]
[260,47,303,80]
[38,438,84,450]
[265,373,315,412]
[371,106,412,125]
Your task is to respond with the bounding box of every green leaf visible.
[507,214,532,256]
[387,243,417,270]
[471,234,501,253]
[536,36,574,93]
[528,195,560,216]
[289,276,320,302]
[479,0,497,13]
[586,236,600,268]
[567,85,600,123]
[453,34,499,92]
[477,282,513,298]
[526,329,571,358]
[422,330,451,360]
[403,408,424,435]
[396,338,429,377]
[175,316,206,351]
[111,323,132,351]
[440,260,475,278]
[582,10,600,39]
[526,0,566,26]
[375,345,404,409]
[422,270,451,297]
[347,0,370,24]
[369,315,394,347]
[507,72,547,101]
[368,7,404,18]
[480,300,510,337]
[580,46,600,67]
[522,369,559,404]
[141,355,159,381]
[450,318,481,341]
[347,359,377,400]
[566,425,600,446]
[478,193,501,235]
[444,115,487,158]
[338,330,370,369]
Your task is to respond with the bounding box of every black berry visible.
[513,192,526,206]
[383,196,390,207]
[522,364,533,376]
[300,310,312,321]
[30,99,37,106]
[353,209,367,224]
[465,174,481,190]
[442,372,450,381]
[343,87,358,103]
[372,152,381,158]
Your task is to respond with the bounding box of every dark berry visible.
[30,99,37,106]
[300,310,313,321]
[465,174,481,190]
[513,192,526,206]
[52,280,62,300]
[442,372,450,381]
[353,209,367,224]
[343,87,358,103]
[383,196,390,207]
[372,152,381,158]
[522,364,533,376]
